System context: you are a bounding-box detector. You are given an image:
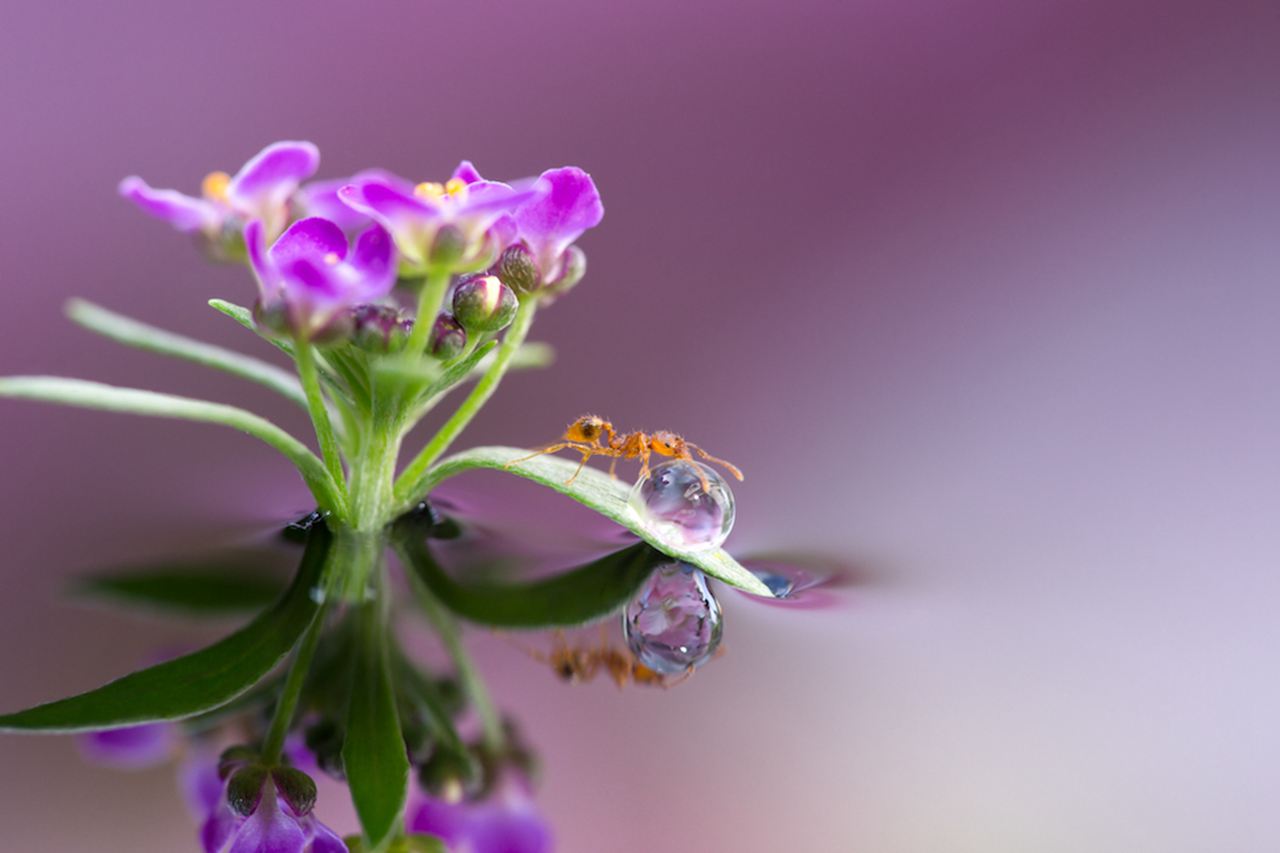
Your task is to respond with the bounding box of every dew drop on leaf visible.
[622,562,723,675]
[627,460,735,552]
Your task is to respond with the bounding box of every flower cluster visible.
[121,142,603,345]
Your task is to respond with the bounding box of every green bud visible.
[227,764,269,816]
[494,243,540,295]
[428,313,467,360]
[418,746,481,803]
[271,766,318,816]
[452,275,517,333]
[545,245,586,297]
[428,224,467,268]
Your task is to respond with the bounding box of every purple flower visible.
[246,217,397,339]
[337,162,540,272]
[197,753,346,853]
[297,169,406,233]
[510,167,603,283]
[119,141,321,247]
[78,722,176,770]
[410,773,552,853]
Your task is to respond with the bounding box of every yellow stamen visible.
[414,181,445,200]
[202,171,231,202]
[414,178,468,202]
[323,252,340,266]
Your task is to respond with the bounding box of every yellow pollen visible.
[414,178,468,202]
[202,171,231,202]
[323,252,341,266]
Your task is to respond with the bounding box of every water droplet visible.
[622,562,723,675]
[736,560,845,608]
[628,460,735,552]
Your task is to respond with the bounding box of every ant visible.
[505,628,695,689]
[505,414,744,489]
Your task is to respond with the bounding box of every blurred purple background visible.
[2,1,1278,850]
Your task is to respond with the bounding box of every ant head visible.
[567,414,607,442]
[650,431,683,455]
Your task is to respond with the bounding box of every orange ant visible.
[505,628,694,689]
[505,414,744,489]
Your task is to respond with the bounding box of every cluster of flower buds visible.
[121,143,603,346]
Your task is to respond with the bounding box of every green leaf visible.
[209,298,295,356]
[344,599,410,850]
[471,340,554,378]
[67,299,308,410]
[0,376,345,514]
[73,563,288,616]
[397,534,663,628]
[344,835,446,853]
[407,446,773,596]
[0,527,332,732]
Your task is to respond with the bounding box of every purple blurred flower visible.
[246,217,397,339]
[510,167,603,283]
[337,162,540,272]
[119,141,321,247]
[409,773,551,853]
[198,753,345,853]
[297,169,405,233]
[78,722,176,770]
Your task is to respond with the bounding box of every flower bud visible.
[493,243,540,295]
[418,746,481,804]
[351,304,413,353]
[227,764,269,816]
[452,275,517,333]
[271,766,318,816]
[428,313,467,360]
[545,245,587,297]
[303,719,346,780]
[428,224,467,268]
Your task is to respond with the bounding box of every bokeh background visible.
[2,1,1278,850]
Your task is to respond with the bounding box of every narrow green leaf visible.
[73,564,288,616]
[209,298,295,357]
[397,533,663,628]
[344,599,410,849]
[478,340,554,375]
[0,527,332,732]
[407,447,773,596]
[0,376,345,514]
[344,835,446,853]
[67,299,308,410]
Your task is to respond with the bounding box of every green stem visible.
[404,559,504,751]
[262,600,330,763]
[295,340,346,491]
[404,268,451,357]
[393,300,537,507]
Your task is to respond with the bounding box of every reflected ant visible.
[505,414,744,489]
[506,628,701,689]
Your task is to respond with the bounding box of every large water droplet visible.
[622,562,724,674]
[628,460,735,552]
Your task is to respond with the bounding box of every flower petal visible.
[77,723,174,770]
[299,169,411,232]
[180,749,227,820]
[228,141,321,207]
[409,797,471,847]
[228,799,307,853]
[118,176,219,233]
[270,218,350,268]
[201,805,241,853]
[244,220,280,302]
[349,225,396,299]
[451,160,484,184]
[513,167,603,270]
[302,818,347,853]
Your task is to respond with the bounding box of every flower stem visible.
[404,268,451,357]
[405,565,504,752]
[393,300,537,509]
[295,340,346,492]
[262,600,330,764]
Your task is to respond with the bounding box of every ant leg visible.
[688,443,745,481]
[608,455,620,480]
[660,667,696,689]
[505,442,592,470]
[564,447,602,485]
[497,630,552,664]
